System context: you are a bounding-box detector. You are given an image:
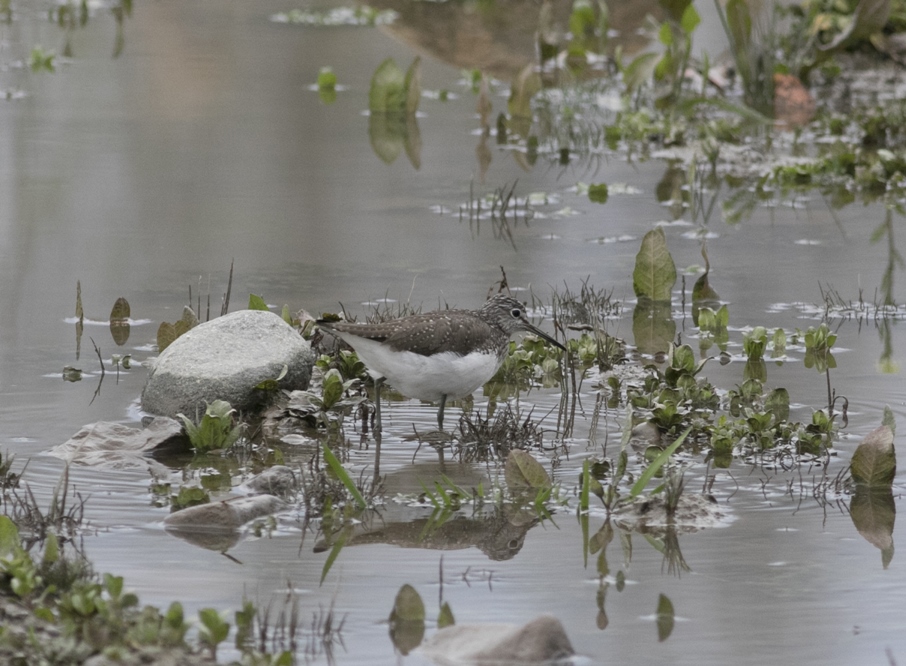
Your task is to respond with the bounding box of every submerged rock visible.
[240,465,299,498]
[615,493,728,533]
[164,494,286,534]
[50,418,184,471]
[142,310,314,419]
[419,615,574,664]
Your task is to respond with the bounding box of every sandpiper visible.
[318,293,566,431]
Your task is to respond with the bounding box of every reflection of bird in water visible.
[313,505,539,561]
[318,294,563,432]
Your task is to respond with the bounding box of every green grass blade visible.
[629,427,691,498]
[322,444,367,510]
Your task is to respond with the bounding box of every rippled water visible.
[2,1,906,664]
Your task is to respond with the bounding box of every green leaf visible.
[588,183,609,204]
[320,530,348,585]
[321,369,345,410]
[504,450,552,489]
[851,425,897,487]
[882,405,896,435]
[369,58,407,113]
[109,296,131,321]
[42,533,59,567]
[437,601,455,629]
[622,52,659,91]
[629,427,690,498]
[248,294,269,311]
[404,56,422,115]
[0,515,21,558]
[656,593,675,641]
[680,3,700,34]
[389,584,425,623]
[322,444,367,509]
[633,227,676,301]
[317,66,337,90]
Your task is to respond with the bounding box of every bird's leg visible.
[373,377,385,434]
[437,394,447,432]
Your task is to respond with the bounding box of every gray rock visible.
[164,494,287,533]
[419,615,574,664]
[49,418,184,472]
[142,310,314,418]
[241,465,299,498]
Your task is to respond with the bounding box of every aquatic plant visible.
[178,400,244,453]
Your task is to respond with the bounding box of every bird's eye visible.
[510,307,522,318]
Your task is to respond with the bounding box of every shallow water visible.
[2,1,906,665]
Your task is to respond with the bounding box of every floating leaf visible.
[369,58,407,113]
[505,449,552,490]
[765,388,790,423]
[656,593,675,642]
[404,56,421,115]
[851,425,896,487]
[110,296,131,321]
[157,321,177,353]
[633,227,676,301]
[390,584,425,623]
[588,183,609,204]
[388,584,426,654]
[75,280,83,320]
[437,602,455,629]
[882,405,896,435]
[317,66,337,90]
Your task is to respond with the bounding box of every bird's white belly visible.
[337,335,501,402]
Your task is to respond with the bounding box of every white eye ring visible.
[510,308,522,318]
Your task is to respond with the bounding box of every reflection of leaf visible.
[369,113,423,169]
[633,227,676,301]
[743,358,767,383]
[850,487,895,568]
[632,298,676,355]
[851,425,897,487]
[505,450,552,489]
[656,593,675,642]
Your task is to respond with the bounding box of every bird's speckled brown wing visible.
[323,310,498,357]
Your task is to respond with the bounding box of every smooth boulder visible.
[142,310,314,418]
